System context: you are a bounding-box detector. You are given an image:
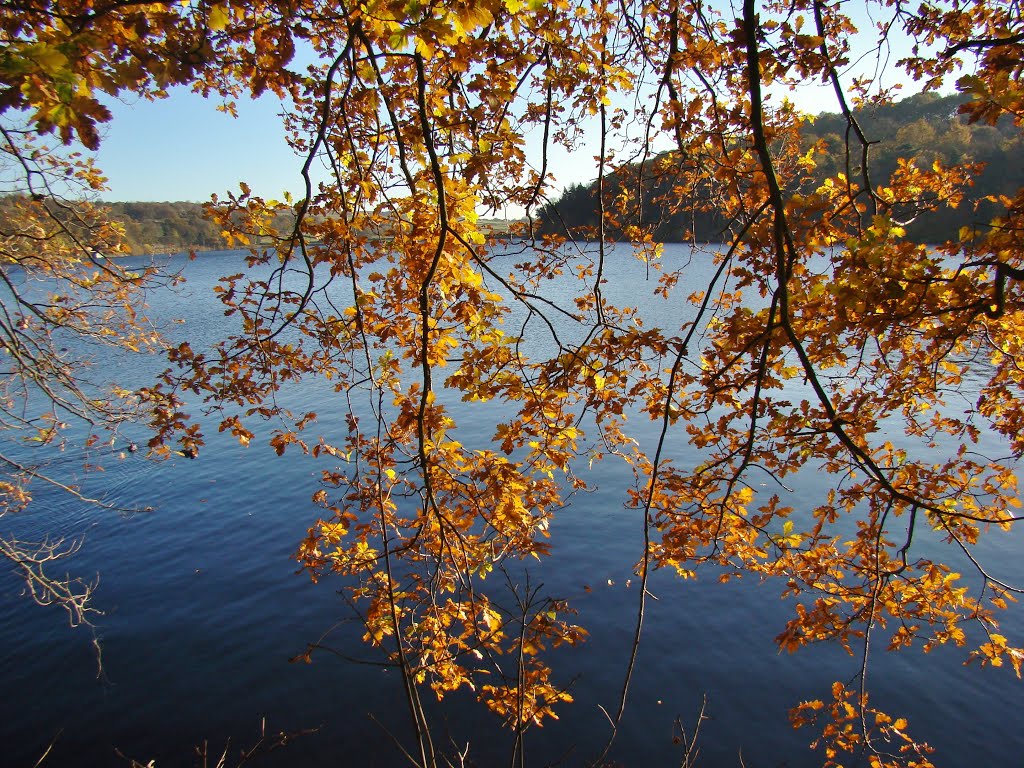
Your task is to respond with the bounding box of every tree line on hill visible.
[105,201,225,253]
[537,92,1024,244]
[0,197,227,255]
[0,198,298,256]
[107,202,298,255]
[1,197,523,257]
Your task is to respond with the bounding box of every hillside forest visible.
[538,92,1024,244]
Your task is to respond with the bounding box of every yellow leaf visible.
[208,4,230,31]
[482,606,501,633]
[31,45,69,76]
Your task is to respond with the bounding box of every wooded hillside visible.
[538,92,1024,243]
[105,201,224,253]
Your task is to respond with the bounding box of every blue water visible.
[2,246,1021,767]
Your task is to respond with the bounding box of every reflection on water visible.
[1,247,1021,767]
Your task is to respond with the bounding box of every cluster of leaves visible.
[6,0,1024,766]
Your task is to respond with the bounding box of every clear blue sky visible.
[96,90,305,203]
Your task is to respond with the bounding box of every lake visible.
[2,244,1021,767]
